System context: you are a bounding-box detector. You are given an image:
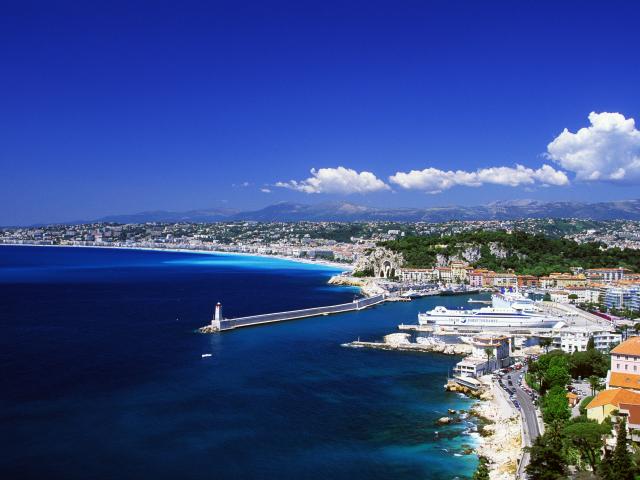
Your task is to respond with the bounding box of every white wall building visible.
[552,326,621,353]
[399,268,438,283]
[455,335,511,377]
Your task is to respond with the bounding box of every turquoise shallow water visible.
[0,246,478,480]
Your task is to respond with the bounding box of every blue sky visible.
[1,1,639,225]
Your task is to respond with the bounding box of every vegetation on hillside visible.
[381,230,640,276]
[525,343,639,479]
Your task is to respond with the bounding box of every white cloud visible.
[275,167,390,194]
[547,111,640,183]
[389,164,568,194]
[260,188,272,193]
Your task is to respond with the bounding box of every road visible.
[501,369,542,479]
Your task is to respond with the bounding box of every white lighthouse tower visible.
[211,302,222,331]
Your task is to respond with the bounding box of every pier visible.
[201,294,386,332]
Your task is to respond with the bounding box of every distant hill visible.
[98,208,239,224]
[89,199,640,223]
[381,230,640,276]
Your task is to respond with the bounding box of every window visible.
[618,364,621,369]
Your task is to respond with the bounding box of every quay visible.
[200,294,386,332]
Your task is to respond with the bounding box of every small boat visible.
[201,353,213,358]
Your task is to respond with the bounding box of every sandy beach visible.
[1,242,354,272]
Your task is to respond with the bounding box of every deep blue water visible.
[1,246,478,480]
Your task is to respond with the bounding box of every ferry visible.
[418,288,562,329]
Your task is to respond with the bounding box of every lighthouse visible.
[211,302,222,331]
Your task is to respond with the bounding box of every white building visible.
[455,335,511,377]
[606,337,640,391]
[399,268,438,283]
[550,291,570,303]
[552,326,621,353]
[565,287,601,304]
[586,267,628,283]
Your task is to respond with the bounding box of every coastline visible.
[0,242,353,272]
[6,243,502,477]
[472,378,522,480]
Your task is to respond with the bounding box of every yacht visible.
[418,289,562,329]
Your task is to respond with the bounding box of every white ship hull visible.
[418,311,559,328]
[418,290,562,329]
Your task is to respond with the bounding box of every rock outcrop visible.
[327,275,387,296]
[352,247,404,278]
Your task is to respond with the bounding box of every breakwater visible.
[200,294,386,332]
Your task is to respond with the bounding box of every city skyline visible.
[2,1,639,225]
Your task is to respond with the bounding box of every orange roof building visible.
[607,336,640,391]
[608,372,640,390]
[566,391,579,407]
[586,388,640,423]
[611,337,640,356]
[619,403,640,429]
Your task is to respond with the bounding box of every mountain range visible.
[92,199,640,224]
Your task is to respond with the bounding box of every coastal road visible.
[502,369,542,479]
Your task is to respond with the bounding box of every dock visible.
[200,294,386,332]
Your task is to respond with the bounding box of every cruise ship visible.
[418,289,563,329]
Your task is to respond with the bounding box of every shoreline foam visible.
[0,242,353,272]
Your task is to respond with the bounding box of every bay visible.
[0,246,478,480]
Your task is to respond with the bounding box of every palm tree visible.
[618,324,629,341]
[484,347,495,373]
[588,375,602,397]
[539,337,553,354]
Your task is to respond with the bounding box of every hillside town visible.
[3,218,640,259]
[3,221,640,320]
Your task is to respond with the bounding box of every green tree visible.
[541,358,571,394]
[612,417,634,480]
[586,336,595,350]
[563,417,608,472]
[540,337,553,354]
[568,349,609,379]
[542,386,571,424]
[598,449,616,480]
[588,375,602,397]
[472,456,490,480]
[543,292,552,302]
[484,347,495,373]
[525,430,568,479]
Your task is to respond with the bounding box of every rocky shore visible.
[451,378,522,480]
[327,275,386,296]
[197,325,217,334]
[342,333,472,355]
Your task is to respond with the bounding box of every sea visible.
[0,245,479,480]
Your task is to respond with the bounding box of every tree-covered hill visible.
[381,231,640,276]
